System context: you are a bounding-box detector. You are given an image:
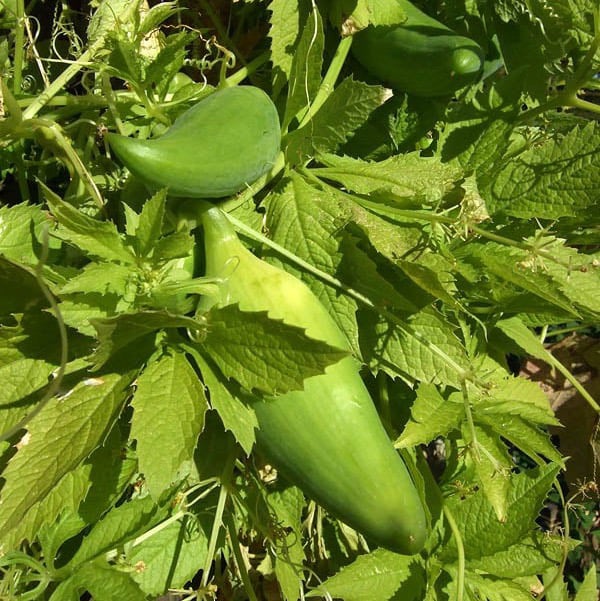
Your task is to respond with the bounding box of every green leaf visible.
[314,152,463,207]
[443,463,561,560]
[69,495,167,567]
[203,304,348,395]
[461,569,535,601]
[0,202,58,264]
[285,78,384,162]
[464,423,512,522]
[43,187,135,264]
[266,172,360,354]
[128,514,209,596]
[131,351,206,500]
[133,188,166,257]
[283,4,324,129]
[90,311,201,369]
[468,533,571,579]
[50,560,147,601]
[574,565,598,601]
[485,122,600,219]
[60,261,133,296]
[360,306,470,388]
[0,256,49,316]
[308,549,420,601]
[0,372,132,536]
[396,384,464,448]
[58,294,126,337]
[152,230,195,262]
[268,0,304,97]
[465,242,580,317]
[190,349,257,455]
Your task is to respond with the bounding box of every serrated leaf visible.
[468,533,572,579]
[466,242,580,317]
[131,352,206,499]
[308,549,420,601]
[268,0,303,96]
[464,423,512,522]
[43,187,135,264]
[314,152,463,207]
[134,188,166,256]
[397,384,464,448]
[190,350,257,455]
[87,0,135,46]
[50,560,147,601]
[283,5,324,129]
[59,294,124,337]
[486,122,600,219]
[360,306,470,388]
[0,372,132,536]
[0,256,49,315]
[285,78,384,162]
[0,202,58,264]
[461,569,534,601]
[128,514,209,596]
[574,565,598,601]
[152,229,195,262]
[443,463,560,560]
[60,262,133,296]
[266,172,360,354]
[90,311,201,369]
[203,304,348,396]
[70,495,167,567]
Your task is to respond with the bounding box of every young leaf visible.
[0,372,133,536]
[202,304,348,396]
[60,262,133,296]
[133,188,167,257]
[130,351,207,500]
[574,565,598,601]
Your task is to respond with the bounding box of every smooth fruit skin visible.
[351,0,484,97]
[107,86,281,198]
[200,207,428,554]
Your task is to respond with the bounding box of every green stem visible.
[12,0,25,94]
[224,512,259,601]
[566,95,600,116]
[226,51,271,87]
[461,381,480,461]
[443,504,465,601]
[298,34,354,128]
[200,452,236,589]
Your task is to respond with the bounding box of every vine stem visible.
[298,34,354,128]
[443,505,465,601]
[224,511,259,601]
[12,0,25,94]
[21,2,139,121]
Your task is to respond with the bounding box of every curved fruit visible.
[351,0,484,97]
[107,86,281,198]
[199,207,428,554]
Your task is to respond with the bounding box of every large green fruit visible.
[351,0,483,97]
[107,86,281,198]
[199,207,428,554]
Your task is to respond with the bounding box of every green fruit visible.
[352,0,484,97]
[107,86,281,198]
[199,207,428,554]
